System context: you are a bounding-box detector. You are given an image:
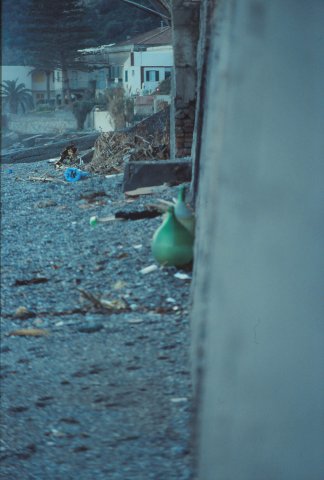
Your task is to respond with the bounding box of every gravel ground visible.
[0,160,193,480]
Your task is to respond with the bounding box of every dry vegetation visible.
[86,107,170,175]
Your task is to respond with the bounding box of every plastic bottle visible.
[174,185,195,235]
[89,216,98,227]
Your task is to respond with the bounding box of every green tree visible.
[22,0,95,103]
[72,91,94,130]
[106,87,127,130]
[0,79,34,114]
[2,0,162,66]
[72,100,94,130]
[1,0,30,64]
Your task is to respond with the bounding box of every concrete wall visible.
[154,95,171,113]
[92,110,114,132]
[8,111,76,134]
[191,0,324,479]
[190,0,218,201]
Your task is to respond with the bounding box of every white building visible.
[79,26,173,96]
[1,65,64,106]
[123,45,173,95]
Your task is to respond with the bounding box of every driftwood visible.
[114,209,162,220]
[27,175,66,184]
[1,133,99,164]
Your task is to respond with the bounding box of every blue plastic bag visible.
[64,167,90,183]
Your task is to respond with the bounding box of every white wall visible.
[136,47,173,67]
[192,1,324,479]
[123,46,173,95]
[92,110,114,132]
[123,62,142,95]
[1,66,33,89]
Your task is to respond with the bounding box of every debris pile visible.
[55,144,78,167]
[86,108,170,176]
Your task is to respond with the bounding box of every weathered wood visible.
[123,159,191,191]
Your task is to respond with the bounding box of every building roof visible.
[117,26,172,47]
[77,26,172,65]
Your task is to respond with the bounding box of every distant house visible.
[78,26,173,96]
[1,65,63,106]
[29,68,63,105]
[123,45,173,95]
[2,26,173,110]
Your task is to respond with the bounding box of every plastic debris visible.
[174,272,192,280]
[105,173,123,180]
[89,215,123,225]
[127,318,144,324]
[152,207,193,266]
[170,397,188,403]
[174,185,195,235]
[140,264,159,275]
[64,167,90,183]
[89,216,98,227]
[166,297,176,303]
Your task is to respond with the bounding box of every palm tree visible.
[0,79,34,114]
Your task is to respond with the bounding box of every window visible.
[125,70,128,82]
[98,70,105,89]
[33,71,45,83]
[132,70,135,76]
[165,70,171,79]
[71,71,78,88]
[145,70,159,82]
[110,65,121,79]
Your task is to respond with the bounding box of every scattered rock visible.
[13,306,35,319]
[34,200,58,208]
[77,322,103,334]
